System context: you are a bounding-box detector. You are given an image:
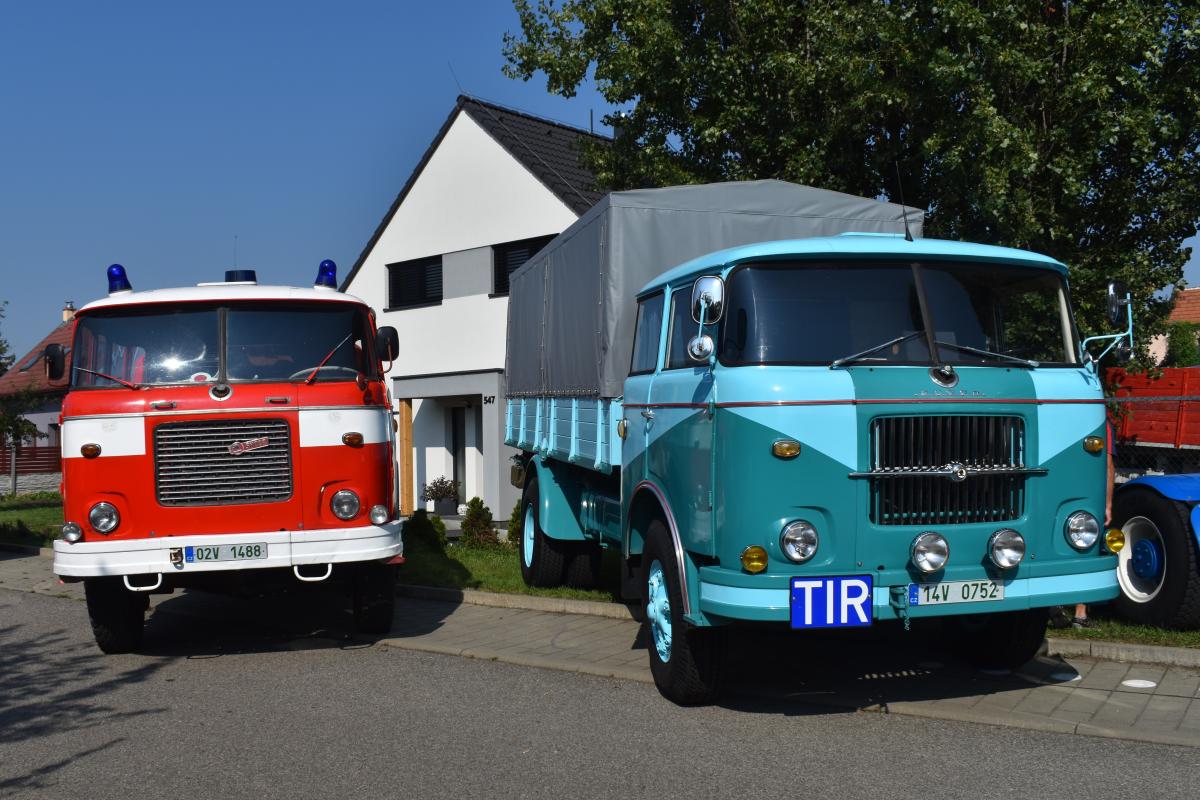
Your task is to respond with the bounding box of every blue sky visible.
[1,1,1196,359]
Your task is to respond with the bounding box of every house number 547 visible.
[483,396,495,404]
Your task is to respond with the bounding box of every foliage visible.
[504,1,1200,356]
[1163,322,1200,367]
[0,303,12,378]
[460,496,501,548]
[0,305,42,447]
[402,509,447,551]
[507,499,523,543]
[420,476,460,504]
[0,491,61,510]
[0,493,63,548]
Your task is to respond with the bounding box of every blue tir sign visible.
[790,575,874,629]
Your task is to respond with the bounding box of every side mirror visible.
[375,327,399,362]
[1111,343,1133,366]
[1107,281,1129,327]
[691,276,724,325]
[44,344,65,381]
[687,334,714,363]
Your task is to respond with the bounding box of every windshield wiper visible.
[933,340,1039,369]
[302,332,355,385]
[72,366,140,390]
[830,331,927,369]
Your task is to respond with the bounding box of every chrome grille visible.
[866,415,1028,526]
[154,419,292,506]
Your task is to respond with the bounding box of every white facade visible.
[344,104,586,519]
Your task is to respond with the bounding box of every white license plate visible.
[908,579,1003,606]
[185,543,268,563]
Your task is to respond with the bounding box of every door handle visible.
[640,409,655,420]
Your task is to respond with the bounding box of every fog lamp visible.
[772,439,801,459]
[911,531,949,573]
[331,490,361,520]
[88,502,119,534]
[1083,436,1105,454]
[988,528,1025,569]
[780,520,818,563]
[741,545,768,574]
[1065,511,1100,550]
[62,522,83,543]
[1105,527,1126,553]
[369,504,389,525]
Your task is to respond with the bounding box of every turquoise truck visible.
[504,181,1127,704]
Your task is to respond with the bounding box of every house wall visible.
[346,110,582,519]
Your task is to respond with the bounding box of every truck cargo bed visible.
[505,396,622,474]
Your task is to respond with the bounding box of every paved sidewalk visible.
[6,547,1200,747]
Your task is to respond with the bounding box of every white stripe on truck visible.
[298,408,390,448]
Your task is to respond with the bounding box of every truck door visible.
[644,287,715,555]
[623,291,665,495]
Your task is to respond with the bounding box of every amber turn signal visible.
[1105,528,1126,553]
[80,443,101,459]
[1083,436,1105,454]
[772,439,801,459]
[342,432,364,447]
[741,545,769,574]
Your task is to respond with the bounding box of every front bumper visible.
[697,558,1118,623]
[53,522,404,578]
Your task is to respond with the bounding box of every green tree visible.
[504,1,1200,349]
[0,303,14,378]
[0,304,41,449]
[1164,321,1200,367]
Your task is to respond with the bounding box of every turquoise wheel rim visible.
[522,503,535,568]
[647,559,672,663]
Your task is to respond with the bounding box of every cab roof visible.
[641,233,1068,294]
[79,284,370,314]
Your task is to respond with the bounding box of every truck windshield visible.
[72,302,375,388]
[719,261,1077,367]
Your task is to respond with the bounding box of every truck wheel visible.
[1112,488,1200,628]
[564,542,602,589]
[84,578,146,654]
[944,608,1047,669]
[519,478,566,588]
[353,562,396,634]
[643,520,725,704]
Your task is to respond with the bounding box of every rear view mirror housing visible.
[44,343,66,381]
[375,327,399,362]
[691,276,725,325]
[1107,281,1129,328]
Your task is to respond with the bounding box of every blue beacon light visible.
[106,264,133,294]
[314,259,337,289]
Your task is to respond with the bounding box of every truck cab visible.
[50,262,403,652]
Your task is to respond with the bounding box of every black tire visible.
[945,608,1048,669]
[84,578,145,654]
[353,562,396,634]
[564,542,602,589]
[1112,487,1200,628]
[642,520,725,704]
[518,477,566,588]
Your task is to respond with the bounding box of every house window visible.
[388,257,443,309]
[492,235,555,296]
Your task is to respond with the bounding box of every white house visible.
[341,96,607,519]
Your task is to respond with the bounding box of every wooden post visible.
[398,398,414,516]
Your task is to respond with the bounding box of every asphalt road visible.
[2,587,1198,800]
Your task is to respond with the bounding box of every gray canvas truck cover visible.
[505,179,924,398]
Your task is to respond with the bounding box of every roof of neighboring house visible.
[0,322,72,397]
[1171,287,1200,324]
[340,95,609,291]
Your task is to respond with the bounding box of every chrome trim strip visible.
[629,480,691,617]
[62,404,384,422]
[849,467,1048,479]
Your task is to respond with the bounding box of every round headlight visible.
[88,502,119,534]
[988,528,1025,569]
[780,520,819,563]
[1065,511,1100,550]
[331,490,361,520]
[369,504,389,525]
[62,522,83,543]
[911,531,949,573]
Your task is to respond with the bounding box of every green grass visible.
[0,492,63,549]
[1050,612,1200,649]
[397,533,621,603]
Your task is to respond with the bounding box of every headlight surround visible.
[88,502,120,534]
[911,531,949,573]
[988,528,1025,569]
[1065,511,1100,550]
[331,490,361,520]
[780,520,819,563]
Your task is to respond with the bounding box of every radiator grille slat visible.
[868,415,1026,526]
[154,419,293,506]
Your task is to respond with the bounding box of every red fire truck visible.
[46,261,403,653]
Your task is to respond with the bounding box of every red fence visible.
[0,446,62,474]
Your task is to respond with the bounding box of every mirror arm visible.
[699,297,715,366]
[1080,292,1135,364]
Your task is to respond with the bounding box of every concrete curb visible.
[1047,637,1200,669]
[395,584,639,621]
